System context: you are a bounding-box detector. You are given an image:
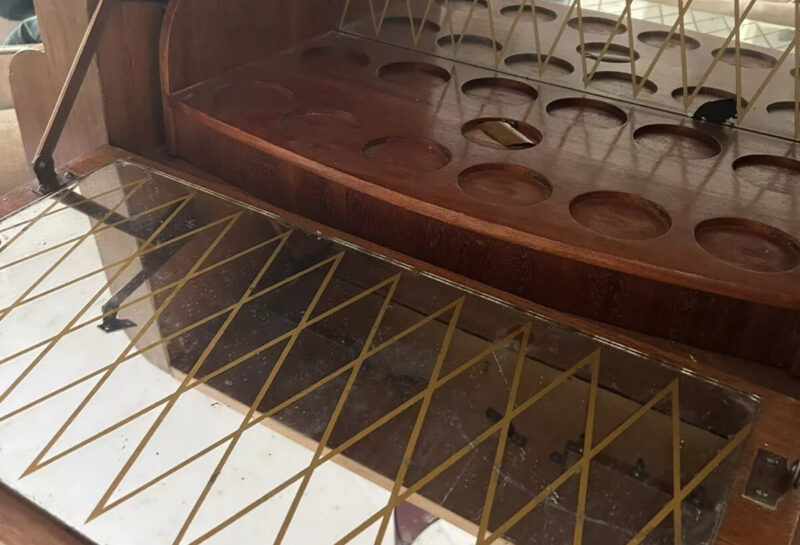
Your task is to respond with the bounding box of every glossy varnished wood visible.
[10,0,163,168]
[162,24,800,371]
[0,484,91,545]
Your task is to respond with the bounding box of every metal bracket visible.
[743,448,800,509]
[33,155,76,195]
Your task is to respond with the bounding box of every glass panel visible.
[0,160,758,545]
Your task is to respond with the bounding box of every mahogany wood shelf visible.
[160,0,800,373]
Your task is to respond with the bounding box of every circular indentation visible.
[733,154,800,195]
[580,42,640,63]
[546,97,627,128]
[500,4,557,21]
[505,53,574,77]
[378,61,451,88]
[462,117,543,149]
[670,86,748,107]
[712,47,778,69]
[587,71,657,95]
[279,109,361,150]
[436,0,488,6]
[633,124,721,159]
[695,218,800,272]
[362,136,451,173]
[768,101,794,112]
[459,164,552,206]
[211,81,293,114]
[461,77,538,105]
[638,30,701,50]
[766,101,798,130]
[382,16,441,34]
[570,191,671,240]
[437,34,503,52]
[568,16,626,35]
[301,46,370,68]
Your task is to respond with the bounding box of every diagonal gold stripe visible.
[625,422,753,545]
[634,0,696,99]
[323,349,603,545]
[376,0,393,36]
[529,0,543,71]
[0,170,115,253]
[486,0,500,67]
[672,384,682,545]
[542,0,578,75]
[36,273,402,482]
[338,0,352,28]
[0,234,289,370]
[409,0,436,48]
[20,207,236,479]
[0,193,189,273]
[0,176,148,238]
[84,230,291,518]
[571,352,601,545]
[575,0,586,80]
[583,5,629,84]
[0,191,193,410]
[102,289,464,521]
[372,297,465,545]
[183,321,533,545]
[734,0,742,118]
[0,212,243,316]
[739,41,797,121]
[453,0,483,56]
[274,275,402,545]
[685,0,757,108]
[168,252,344,545]
[0,179,150,323]
[0,249,365,431]
[497,0,528,68]
[475,324,531,545]
[481,379,678,545]
[625,0,636,97]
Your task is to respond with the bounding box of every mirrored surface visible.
[0,161,758,545]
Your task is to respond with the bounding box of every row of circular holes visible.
[299,48,800,180]
[284,47,800,272]
[380,59,769,160]
[359,135,800,273]
[377,18,796,113]
[379,8,784,71]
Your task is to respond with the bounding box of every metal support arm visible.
[33,0,114,194]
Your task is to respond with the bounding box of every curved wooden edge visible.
[159,0,183,154]
[176,100,800,313]
[159,0,337,153]
[9,48,55,164]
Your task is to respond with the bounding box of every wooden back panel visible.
[160,0,337,97]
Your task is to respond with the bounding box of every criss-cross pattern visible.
[338,0,800,139]
[0,161,755,545]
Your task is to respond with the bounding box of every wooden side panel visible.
[97,1,165,154]
[160,0,336,97]
[10,0,106,167]
[10,0,164,167]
